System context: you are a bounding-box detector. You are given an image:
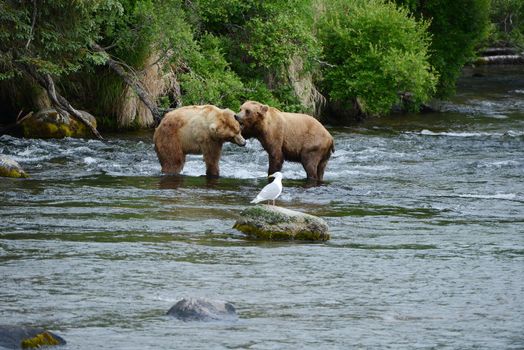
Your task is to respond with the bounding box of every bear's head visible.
[210,108,246,147]
[234,101,269,138]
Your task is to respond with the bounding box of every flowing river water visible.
[1,66,523,349]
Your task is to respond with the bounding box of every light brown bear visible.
[235,101,334,181]
[154,105,246,177]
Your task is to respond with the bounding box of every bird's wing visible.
[257,182,281,200]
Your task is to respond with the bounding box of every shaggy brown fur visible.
[235,101,334,181]
[154,105,246,177]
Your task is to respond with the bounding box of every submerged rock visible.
[0,325,66,349]
[21,108,97,139]
[167,298,237,321]
[233,205,330,241]
[0,155,27,178]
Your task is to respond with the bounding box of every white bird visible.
[250,172,283,205]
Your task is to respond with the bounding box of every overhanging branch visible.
[18,62,104,140]
[91,43,163,125]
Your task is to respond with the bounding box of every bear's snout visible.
[233,134,246,147]
[234,114,242,123]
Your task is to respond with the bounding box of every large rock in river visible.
[21,108,97,139]
[233,205,330,241]
[0,325,66,349]
[0,155,27,178]
[167,298,237,321]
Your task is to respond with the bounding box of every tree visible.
[394,0,491,97]
[189,0,322,113]
[489,0,524,48]
[0,0,122,137]
[317,0,437,117]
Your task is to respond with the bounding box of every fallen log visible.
[476,55,524,65]
[479,47,518,56]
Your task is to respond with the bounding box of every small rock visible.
[167,298,237,321]
[233,204,330,241]
[0,155,27,178]
[21,108,97,139]
[0,325,66,349]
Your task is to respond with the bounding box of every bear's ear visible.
[260,104,269,115]
[209,123,218,134]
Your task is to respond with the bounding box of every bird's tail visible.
[250,197,262,204]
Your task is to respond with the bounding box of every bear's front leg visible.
[268,151,284,176]
[203,144,222,178]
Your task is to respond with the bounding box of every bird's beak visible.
[268,174,274,178]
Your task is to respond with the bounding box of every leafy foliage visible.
[178,34,244,109]
[0,0,503,127]
[191,0,318,68]
[0,0,121,79]
[318,0,437,115]
[488,0,524,48]
[395,0,491,97]
[189,0,320,108]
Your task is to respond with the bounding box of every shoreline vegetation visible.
[0,0,522,138]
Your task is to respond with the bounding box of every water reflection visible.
[157,175,186,189]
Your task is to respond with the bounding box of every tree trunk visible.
[91,43,164,125]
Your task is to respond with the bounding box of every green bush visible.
[190,0,320,112]
[395,0,491,97]
[318,0,437,116]
[179,34,245,110]
[241,80,282,108]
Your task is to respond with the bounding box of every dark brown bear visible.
[235,101,334,181]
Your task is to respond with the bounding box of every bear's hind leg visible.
[161,156,185,174]
[159,153,185,174]
[317,149,332,182]
[302,149,324,181]
[316,158,329,182]
[155,141,185,175]
[317,144,334,181]
[302,159,320,181]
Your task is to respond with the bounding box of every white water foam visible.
[457,193,518,200]
[477,160,521,169]
[419,130,486,137]
[504,130,524,137]
[83,157,97,165]
[413,129,524,138]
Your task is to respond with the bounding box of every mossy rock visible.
[21,108,97,139]
[0,325,66,349]
[0,155,27,178]
[233,205,330,241]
